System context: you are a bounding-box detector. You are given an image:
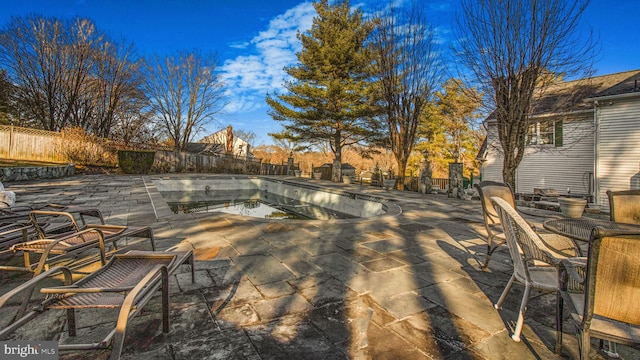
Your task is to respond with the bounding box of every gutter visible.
[585,91,640,103]
[484,108,593,124]
[593,100,600,205]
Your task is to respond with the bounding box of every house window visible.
[526,120,562,146]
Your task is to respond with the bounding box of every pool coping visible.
[143,174,402,223]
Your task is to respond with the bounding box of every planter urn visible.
[558,197,587,218]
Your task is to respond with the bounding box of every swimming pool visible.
[150,176,394,220]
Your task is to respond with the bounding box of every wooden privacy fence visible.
[0,125,66,163]
[153,150,293,175]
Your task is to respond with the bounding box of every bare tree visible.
[0,15,144,138]
[0,16,94,130]
[454,0,596,190]
[370,2,441,190]
[0,69,13,124]
[89,40,145,138]
[143,51,226,151]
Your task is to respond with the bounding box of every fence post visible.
[8,124,13,158]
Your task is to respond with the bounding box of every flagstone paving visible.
[1,173,638,360]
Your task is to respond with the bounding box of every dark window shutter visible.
[555,120,563,147]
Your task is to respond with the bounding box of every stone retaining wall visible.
[0,164,75,182]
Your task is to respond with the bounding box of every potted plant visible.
[383,178,396,190]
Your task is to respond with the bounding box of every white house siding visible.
[480,123,505,182]
[596,96,640,208]
[481,114,594,195]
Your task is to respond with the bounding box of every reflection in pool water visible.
[164,189,356,220]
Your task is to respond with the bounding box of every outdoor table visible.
[543,217,640,243]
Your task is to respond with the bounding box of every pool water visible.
[163,189,356,220]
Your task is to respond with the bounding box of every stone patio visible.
[0,173,638,359]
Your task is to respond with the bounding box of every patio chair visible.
[474,181,515,268]
[0,217,84,256]
[29,210,155,255]
[0,203,104,227]
[0,228,108,275]
[0,250,194,360]
[0,221,38,255]
[491,196,575,353]
[475,181,580,269]
[560,227,640,359]
[606,189,640,225]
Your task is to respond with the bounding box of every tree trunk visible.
[396,156,407,191]
[502,151,518,192]
[332,131,342,183]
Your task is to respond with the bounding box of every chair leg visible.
[482,244,493,269]
[578,329,590,360]
[67,308,77,337]
[601,341,620,359]
[554,290,563,354]
[494,273,515,310]
[162,267,170,333]
[512,284,532,342]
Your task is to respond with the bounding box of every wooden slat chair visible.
[606,189,640,225]
[475,181,579,269]
[491,197,577,354]
[0,250,194,360]
[560,228,640,359]
[29,210,155,255]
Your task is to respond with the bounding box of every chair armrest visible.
[29,210,80,237]
[41,286,137,294]
[76,208,105,225]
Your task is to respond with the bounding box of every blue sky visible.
[1,0,639,145]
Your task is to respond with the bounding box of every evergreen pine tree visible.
[266,0,381,182]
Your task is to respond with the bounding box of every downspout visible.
[593,100,600,205]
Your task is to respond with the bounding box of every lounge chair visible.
[0,228,108,275]
[0,221,38,255]
[0,203,104,227]
[0,218,82,256]
[29,210,155,254]
[0,250,194,360]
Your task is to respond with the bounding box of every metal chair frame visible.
[492,196,572,354]
[0,250,194,360]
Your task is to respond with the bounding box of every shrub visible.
[61,127,117,166]
[117,150,156,174]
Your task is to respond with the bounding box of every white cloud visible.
[220,2,315,114]
[218,0,454,114]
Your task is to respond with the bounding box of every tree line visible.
[0,0,595,191]
[0,15,225,151]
